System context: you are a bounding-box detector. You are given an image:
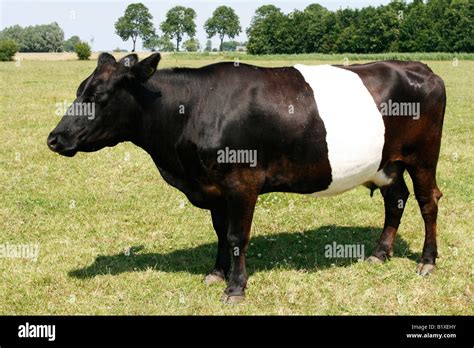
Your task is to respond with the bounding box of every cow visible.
[47,53,446,303]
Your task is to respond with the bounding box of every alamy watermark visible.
[217,147,257,167]
[0,242,39,262]
[18,322,55,341]
[55,100,95,120]
[380,99,420,120]
[324,242,365,260]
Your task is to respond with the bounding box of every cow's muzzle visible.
[47,132,78,157]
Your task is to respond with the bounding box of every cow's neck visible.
[132,69,198,177]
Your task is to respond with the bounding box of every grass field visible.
[14,51,474,61]
[0,53,472,315]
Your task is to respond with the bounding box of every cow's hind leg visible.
[204,206,230,285]
[368,163,409,263]
[407,167,442,276]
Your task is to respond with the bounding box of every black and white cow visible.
[47,53,446,303]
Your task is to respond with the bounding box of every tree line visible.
[0,23,64,52]
[0,23,91,54]
[246,0,473,54]
[0,1,472,55]
[116,0,472,54]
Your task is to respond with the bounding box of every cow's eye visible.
[91,91,105,102]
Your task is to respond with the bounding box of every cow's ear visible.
[118,54,138,68]
[131,53,161,82]
[76,71,95,97]
[97,52,116,67]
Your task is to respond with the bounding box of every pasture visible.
[0,53,472,315]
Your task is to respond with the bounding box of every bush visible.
[74,41,91,60]
[63,35,81,52]
[0,39,18,61]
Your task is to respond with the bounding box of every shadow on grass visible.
[69,225,419,279]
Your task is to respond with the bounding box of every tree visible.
[221,40,240,51]
[40,22,64,52]
[159,35,175,52]
[298,4,331,53]
[204,39,212,52]
[63,35,81,52]
[143,34,175,52]
[246,5,285,54]
[348,6,400,53]
[0,25,24,49]
[160,6,196,52]
[115,3,155,52]
[74,41,91,60]
[183,38,200,52]
[399,1,432,52]
[445,0,474,52]
[204,6,241,51]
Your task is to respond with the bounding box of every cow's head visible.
[47,52,161,157]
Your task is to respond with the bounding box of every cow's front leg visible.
[221,191,258,304]
[204,207,230,285]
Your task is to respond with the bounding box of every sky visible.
[0,0,394,51]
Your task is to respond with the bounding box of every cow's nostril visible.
[47,134,58,150]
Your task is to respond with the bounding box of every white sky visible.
[0,0,394,51]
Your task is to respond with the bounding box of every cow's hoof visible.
[416,263,435,276]
[366,255,384,263]
[204,272,225,285]
[221,294,245,304]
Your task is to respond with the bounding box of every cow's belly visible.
[294,64,386,197]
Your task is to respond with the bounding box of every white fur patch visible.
[371,169,393,187]
[294,64,385,197]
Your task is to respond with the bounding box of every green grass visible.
[168,51,474,62]
[0,54,473,315]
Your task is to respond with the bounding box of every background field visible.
[0,53,472,315]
